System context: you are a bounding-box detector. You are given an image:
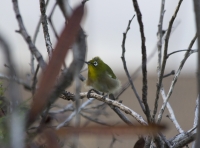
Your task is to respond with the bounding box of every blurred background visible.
[0,0,198,147]
[0,0,197,75]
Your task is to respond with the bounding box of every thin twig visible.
[56,98,95,129]
[193,0,200,146]
[33,17,42,44]
[192,96,199,148]
[152,0,166,122]
[40,0,53,57]
[48,103,74,114]
[166,114,184,133]
[48,2,59,39]
[30,54,35,78]
[109,136,118,148]
[74,77,81,148]
[157,33,197,123]
[12,0,46,70]
[31,64,39,94]
[32,1,50,77]
[109,94,133,125]
[160,86,184,134]
[33,0,50,44]
[80,112,111,126]
[0,73,31,90]
[121,15,145,113]
[163,70,175,78]
[154,0,183,123]
[112,107,133,126]
[115,22,180,99]
[132,0,151,123]
[167,49,198,58]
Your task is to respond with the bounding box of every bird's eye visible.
[93,61,98,67]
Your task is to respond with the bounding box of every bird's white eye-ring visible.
[93,61,98,67]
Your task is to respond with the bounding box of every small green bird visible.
[85,57,120,94]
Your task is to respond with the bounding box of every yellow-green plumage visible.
[85,57,120,93]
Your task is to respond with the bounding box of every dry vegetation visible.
[0,0,200,148]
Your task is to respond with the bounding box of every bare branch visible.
[192,96,199,147]
[157,33,197,123]
[83,92,147,125]
[80,112,111,126]
[170,127,196,148]
[56,98,95,129]
[121,15,145,113]
[108,94,133,125]
[40,0,53,57]
[115,22,179,99]
[166,114,184,133]
[160,87,184,134]
[31,64,39,94]
[155,2,166,123]
[163,70,175,78]
[167,49,198,58]
[193,0,200,146]
[33,17,42,44]
[194,96,199,129]
[48,2,59,39]
[48,103,74,114]
[132,0,151,123]
[0,73,31,90]
[154,0,183,123]
[12,0,46,70]
[112,107,133,126]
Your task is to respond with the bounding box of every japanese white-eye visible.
[85,57,120,94]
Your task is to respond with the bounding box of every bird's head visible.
[85,57,106,75]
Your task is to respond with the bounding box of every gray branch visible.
[40,0,53,57]
[11,0,46,70]
[157,33,197,123]
[154,0,183,124]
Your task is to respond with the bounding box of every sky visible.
[0,0,197,76]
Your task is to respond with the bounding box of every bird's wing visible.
[105,65,117,79]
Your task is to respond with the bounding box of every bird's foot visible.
[87,89,101,99]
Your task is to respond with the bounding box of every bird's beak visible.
[85,61,90,64]
[78,59,89,65]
